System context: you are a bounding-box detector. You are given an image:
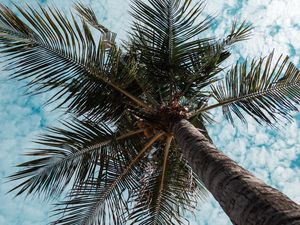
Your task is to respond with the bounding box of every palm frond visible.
[74,3,114,37]
[223,20,253,47]
[0,4,151,122]
[190,52,300,126]
[180,43,228,98]
[52,132,164,225]
[128,142,207,225]
[9,119,144,198]
[128,0,215,103]
[183,21,252,121]
[176,21,252,104]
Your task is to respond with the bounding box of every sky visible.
[0,0,300,224]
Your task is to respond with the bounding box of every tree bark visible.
[172,119,300,225]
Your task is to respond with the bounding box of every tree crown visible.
[1,0,300,224]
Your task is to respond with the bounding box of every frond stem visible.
[103,78,153,111]
[71,129,145,158]
[187,82,300,118]
[154,135,173,220]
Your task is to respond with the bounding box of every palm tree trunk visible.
[172,119,300,225]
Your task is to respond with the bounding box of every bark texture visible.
[173,119,300,225]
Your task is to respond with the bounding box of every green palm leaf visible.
[74,3,112,36]
[193,52,300,126]
[181,20,252,99]
[129,0,214,103]
[223,20,253,46]
[9,119,145,198]
[0,4,150,123]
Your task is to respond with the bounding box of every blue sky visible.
[0,0,300,224]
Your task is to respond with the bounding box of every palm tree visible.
[1,0,300,224]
